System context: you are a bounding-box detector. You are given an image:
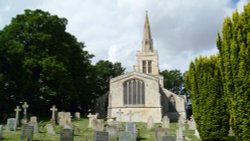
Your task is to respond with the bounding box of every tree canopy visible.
[160,69,184,95]
[0,9,125,119]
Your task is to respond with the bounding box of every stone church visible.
[107,13,186,123]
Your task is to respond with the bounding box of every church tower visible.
[135,12,160,75]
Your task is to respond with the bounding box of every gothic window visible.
[148,61,152,73]
[142,61,147,73]
[169,95,176,112]
[123,79,145,105]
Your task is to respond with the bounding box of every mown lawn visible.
[1,118,235,141]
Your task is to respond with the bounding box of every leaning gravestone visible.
[21,125,33,141]
[154,127,166,141]
[162,135,176,141]
[0,125,2,141]
[60,127,74,141]
[94,131,109,141]
[119,132,135,141]
[7,118,17,131]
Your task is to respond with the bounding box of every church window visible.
[123,79,145,105]
[148,61,152,73]
[169,95,176,112]
[142,61,147,73]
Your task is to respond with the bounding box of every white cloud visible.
[0,0,248,72]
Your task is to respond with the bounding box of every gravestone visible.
[46,124,55,135]
[0,125,2,141]
[105,126,118,140]
[60,127,74,141]
[7,118,17,131]
[155,128,166,141]
[21,125,33,141]
[162,135,176,141]
[87,113,99,128]
[147,116,154,129]
[22,102,29,124]
[162,116,170,128]
[14,106,22,126]
[50,105,58,122]
[127,111,134,122]
[116,109,123,122]
[176,128,184,141]
[119,132,135,141]
[125,123,136,141]
[94,131,109,141]
[91,119,98,130]
[96,119,104,131]
[74,112,80,120]
[28,117,38,133]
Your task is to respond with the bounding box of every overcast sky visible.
[0,0,248,72]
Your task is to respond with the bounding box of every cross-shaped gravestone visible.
[127,111,134,122]
[14,106,22,125]
[50,105,58,121]
[22,102,29,123]
[116,109,123,122]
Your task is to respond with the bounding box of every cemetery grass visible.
[1,118,234,141]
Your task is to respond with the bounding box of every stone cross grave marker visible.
[162,135,176,141]
[0,125,2,141]
[28,116,38,133]
[127,111,134,122]
[46,124,55,135]
[22,102,29,124]
[154,127,166,141]
[147,116,154,129]
[116,109,123,122]
[21,125,34,141]
[162,116,170,129]
[60,127,74,141]
[50,105,57,122]
[14,106,21,126]
[87,113,98,128]
[6,118,17,131]
[119,132,135,141]
[94,131,109,141]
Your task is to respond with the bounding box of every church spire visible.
[142,11,153,51]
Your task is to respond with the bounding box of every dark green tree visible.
[217,3,250,140]
[185,56,229,141]
[93,60,125,98]
[0,9,93,117]
[160,69,183,95]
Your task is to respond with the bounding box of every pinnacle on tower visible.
[142,11,153,51]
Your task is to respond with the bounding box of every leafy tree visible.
[185,56,229,140]
[93,60,125,97]
[0,9,93,117]
[160,69,184,95]
[217,3,250,140]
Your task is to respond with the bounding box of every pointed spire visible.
[142,11,153,51]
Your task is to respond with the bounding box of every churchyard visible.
[0,103,202,141]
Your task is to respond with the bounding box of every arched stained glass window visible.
[123,79,145,105]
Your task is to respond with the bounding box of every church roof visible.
[110,71,159,83]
